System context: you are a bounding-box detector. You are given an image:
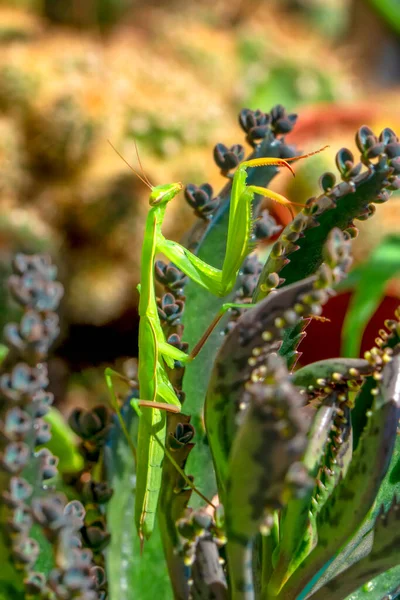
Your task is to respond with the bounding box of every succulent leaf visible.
[279,355,400,599]
[310,411,400,597]
[254,129,399,368]
[307,498,400,600]
[256,130,399,298]
[43,407,84,473]
[225,354,310,599]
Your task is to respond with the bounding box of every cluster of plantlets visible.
[0,254,107,599]
[1,106,400,600]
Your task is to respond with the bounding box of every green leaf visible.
[205,275,330,503]
[342,235,400,358]
[292,358,373,390]
[366,0,400,36]
[44,408,84,473]
[30,523,54,576]
[105,409,173,600]
[224,355,310,598]
[374,430,400,514]
[158,414,194,600]
[254,145,397,365]
[0,345,8,365]
[0,583,24,600]
[0,522,24,597]
[279,320,306,369]
[225,354,309,539]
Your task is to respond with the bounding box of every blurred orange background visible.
[0,0,399,408]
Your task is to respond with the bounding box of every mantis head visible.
[149,182,183,206]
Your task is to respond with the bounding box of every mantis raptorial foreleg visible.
[110,142,327,542]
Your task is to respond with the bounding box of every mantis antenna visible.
[283,145,330,163]
[108,140,153,190]
[133,137,154,189]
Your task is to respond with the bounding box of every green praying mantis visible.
[106,141,326,543]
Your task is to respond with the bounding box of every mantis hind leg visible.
[130,397,216,509]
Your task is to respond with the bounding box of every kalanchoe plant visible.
[2,106,400,600]
[0,254,106,599]
[106,108,400,600]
